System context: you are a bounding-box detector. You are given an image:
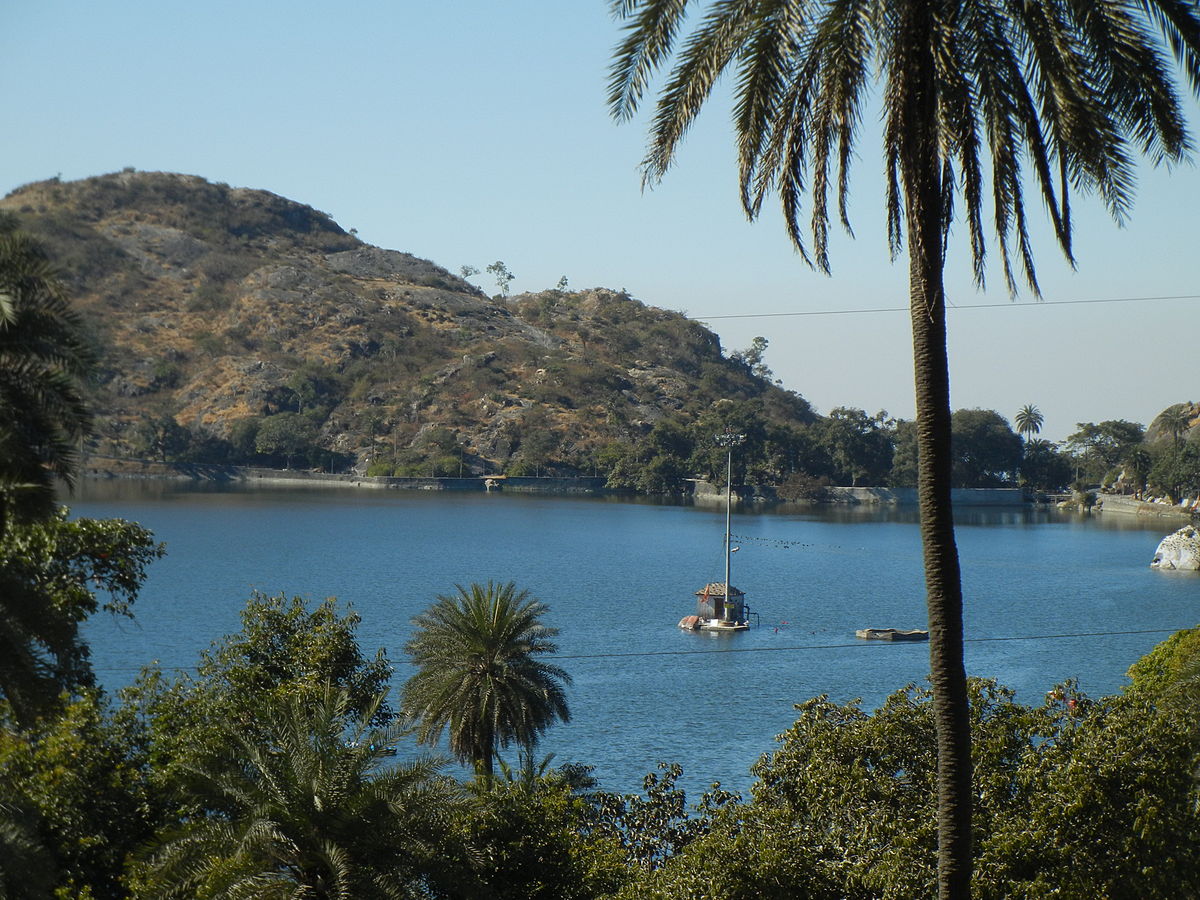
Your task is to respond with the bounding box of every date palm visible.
[0,225,94,534]
[609,4,1200,896]
[1014,405,1044,443]
[1158,404,1192,446]
[136,687,469,899]
[402,581,571,781]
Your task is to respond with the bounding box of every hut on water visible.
[695,582,746,623]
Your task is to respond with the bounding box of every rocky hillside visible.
[1,171,814,477]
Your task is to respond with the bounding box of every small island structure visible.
[679,582,751,632]
[679,429,754,632]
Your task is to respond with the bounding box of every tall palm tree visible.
[402,581,572,781]
[1158,404,1191,447]
[0,225,94,535]
[1014,405,1044,443]
[137,687,470,899]
[608,5,1200,897]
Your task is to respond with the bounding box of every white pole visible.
[724,444,732,618]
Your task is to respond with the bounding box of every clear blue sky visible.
[6,1,1198,441]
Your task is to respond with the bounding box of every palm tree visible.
[402,581,572,781]
[137,687,470,899]
[0,225,94,535]
[608,5,1200,897]
[1014,405,1044,443]
[1158,405,1191,447]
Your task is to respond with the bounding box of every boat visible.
[681,431,753,632]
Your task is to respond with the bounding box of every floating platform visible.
[679,615,750,633]
[855,628,929,642]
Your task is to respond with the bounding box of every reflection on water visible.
[68,478,1196,795]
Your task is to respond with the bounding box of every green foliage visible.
[1147,440,1200,502]
[1065,420,1146,484]
[402,582,572,780]
[463,765,627,899]
[950,409,1022,487]
[593,762,739,874]
[0,225,95,528]
[1125,625,1200,701]
[0,691,152,899]
[253,411,318,468]
[777,471,833,502]
[132,416,191,463]
[815,408,894,487]
[131,686,471,899]
[1013,404,1044,440]
[0,510,163,725]
[121,591,393,791]
[729,336,774,381]
[486,260,515,296]
[622,677,1200,899]
[888,418,919,487]
[1019,438,1073,493]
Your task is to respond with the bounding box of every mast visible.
[724,441,732,600]
[715,429,745,618]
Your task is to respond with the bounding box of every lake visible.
[70,479,1198,796]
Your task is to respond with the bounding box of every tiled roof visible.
[694,582,744,598]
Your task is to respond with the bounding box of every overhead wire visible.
[693,292,1200,320]
[86,626,1183,674]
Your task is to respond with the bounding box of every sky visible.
[5,1,1198,442]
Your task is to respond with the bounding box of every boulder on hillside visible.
[1151,525,1200,571]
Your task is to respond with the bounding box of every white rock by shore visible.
[1151,525,1200,571]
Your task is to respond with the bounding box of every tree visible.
[730,336,774,381]
[618,676,1200,900]
[0,510,162,726]
[253,411,317,468]
[608,5,1200,896]
[487,260,515,296]
[133,416,192,463]
[122,591,393,790]
[464,764,627,900]
[402,581,572,781]
[817,407,893,487]
[133,686,471,899]
[1156,404,1193,447]
[889,418,920,488]
[0,224,95,534]
[1013,405,1043,443]
[0,691,153,899]
[950,409,1022,488]
[1148,440,1200,502]
[1065,420,1146,484]
[1018,439,1072,494]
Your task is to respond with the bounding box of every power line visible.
[694,292,1200,321]
[555,627,1177,660]
[88,627,1180,674]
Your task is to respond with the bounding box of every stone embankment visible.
[1096,493,1198,521]
[82,456,610,494]
[691,481,1024,507]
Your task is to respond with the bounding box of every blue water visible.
[70,481,1198,795]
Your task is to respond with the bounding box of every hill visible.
[1,171,816,483]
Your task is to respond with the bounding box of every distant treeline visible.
[125,399,1200,503]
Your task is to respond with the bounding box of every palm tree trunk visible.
[903,28,972,900]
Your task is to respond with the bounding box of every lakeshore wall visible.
[693,481,1024,507]
[1095,493,1197,521]
[82,457,611,494]
[84,457,1033,505]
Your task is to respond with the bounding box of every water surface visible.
[71,480,1198,794]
